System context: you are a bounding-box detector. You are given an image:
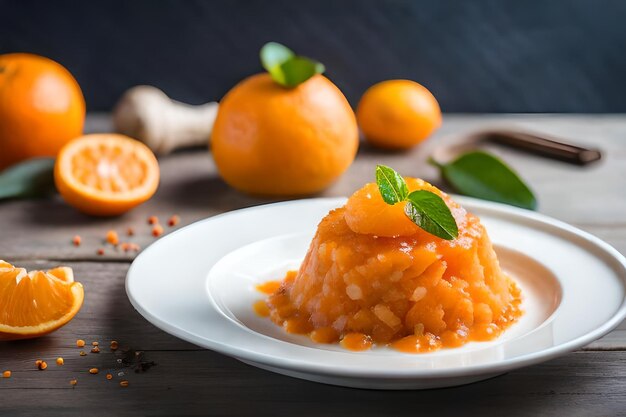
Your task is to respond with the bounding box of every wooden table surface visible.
[1,114,625,417]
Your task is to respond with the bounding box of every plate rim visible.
[126,196,626,379]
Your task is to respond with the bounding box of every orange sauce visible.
[252,300,270,317]
[255,280,282,295]
[340,333,373,351]
[310,327,339,344]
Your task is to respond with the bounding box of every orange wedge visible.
[0,261,84,340]
[54,134,160,216]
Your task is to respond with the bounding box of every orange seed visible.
[148,216,158,225]
[106,373,113,380]
[2,371,11,378]
[76,339,86,347]
[91,346,100,354]
[36,360,47,370]
[120,380,129,387]
[79,351,86,356]
[70,378,78,386]
[72,235,81,246]
[97,248,105,256]
[56,358,64,366]
[89,368,99,374]
[110,341,119,350]
[127,227,135,236]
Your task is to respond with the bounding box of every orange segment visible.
[344,178,460,238]
[54,134,160,216]
[0,261,83,340]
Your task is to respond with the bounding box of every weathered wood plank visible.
[0,261,194,351]
[1,351,625,417]
[1,114,625,260]
[1,115,625,414]
[0,258,621,366]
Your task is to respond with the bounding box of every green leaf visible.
[431,151,537,210]
[278,57,325,87]
[0,158,57,200]
[260,42,325,88]
[260,42,295,73]
[375,164,409,204]
[405,190,459,240]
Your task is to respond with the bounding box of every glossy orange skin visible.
[357,80,441,150]
[0,53,85,170]
[264,179,522,353]
[212,73,359,196]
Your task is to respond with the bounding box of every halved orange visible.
[54,134,160,216]
[0,261,84,340]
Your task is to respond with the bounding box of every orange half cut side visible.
[54,134,160,216]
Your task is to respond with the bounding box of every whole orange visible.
[212,73,358,196]
[0,53,85,170]
[357,80,441,150]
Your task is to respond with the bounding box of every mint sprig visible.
[375,165,408,204]
[260,42,325,88]
[375,165,458,240]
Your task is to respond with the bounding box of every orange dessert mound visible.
[263,178,522,353]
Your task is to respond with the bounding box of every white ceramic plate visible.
[126,197,626,389]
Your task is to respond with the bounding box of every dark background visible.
[2,0,626,112]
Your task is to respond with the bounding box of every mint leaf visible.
[405,190,458,240]
[260,42,325,88]
[431,151,537,210]
[0,158,56,200]
[375,165,408,204]
[374,165,458,240]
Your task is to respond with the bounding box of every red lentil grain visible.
[152,224,164,237]
[106,230,119,245]
[167,215,180,227]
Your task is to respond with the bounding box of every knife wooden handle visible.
[477,130,602,166]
